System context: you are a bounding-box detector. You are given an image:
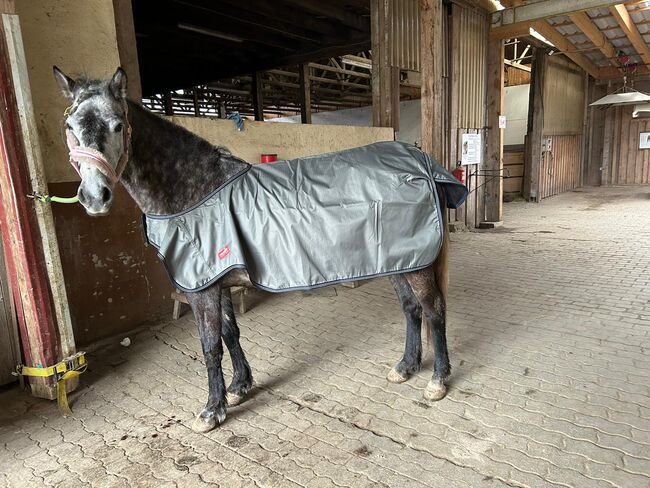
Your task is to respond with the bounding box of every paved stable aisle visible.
[1,187,649,487]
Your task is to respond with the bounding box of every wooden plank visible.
[524,48,545,201]
[490,23,532,40]
[601,107,613,185]
[568,12,616,66]
[251,71,264,121]
[492,0,621,28]
[450,4,462,223]
[371,0,399,132]
[420,0,444,160]
[0,14,59,399]
[0,236,19,385]
[610,4,650,67]
[3,15,77,362]
[112,0,142,101]
[485,36,504,223]
[298,63,312,124]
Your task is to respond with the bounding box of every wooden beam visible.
[485,37,504,223]
[371,0,399,132]
[523,48,545,201]
[610,4,650,67]
[533,21,600,78]
[0,13,59,399]
[113,0,142,101]
[3,13,77,363]
[568,11,616,64]
[251,71,264,121]
[490,22,532,40]
[420,0,443,160]
[298,63,312,124]
[492,0,622,27]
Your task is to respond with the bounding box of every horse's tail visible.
[427,185,448,346]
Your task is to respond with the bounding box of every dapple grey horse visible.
[54,67,452,433]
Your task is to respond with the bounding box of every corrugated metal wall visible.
[457,7,487,130]
[450,4,488,228]
[389,0,419,71]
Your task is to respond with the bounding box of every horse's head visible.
[53,66,130,216]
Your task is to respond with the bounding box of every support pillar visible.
[371,0,400,132]
[419,0,443,160]
[484,36,504,224]
[252,71,264,121]
[299,63,312,124]
[524,48,545,201]
[0,6,61,399]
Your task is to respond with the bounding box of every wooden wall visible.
[538,56,585,199]
[539,135,582,199]
[505,66,531,87]
[503,148,524,199]
[449,3,488,228]
[599,104,650,186]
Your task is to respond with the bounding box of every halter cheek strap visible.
[66,100,131,185]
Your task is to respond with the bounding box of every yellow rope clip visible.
[15,352,87,417]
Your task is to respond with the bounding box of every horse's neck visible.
[120,101,248,215]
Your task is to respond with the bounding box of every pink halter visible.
[66,101,131,185]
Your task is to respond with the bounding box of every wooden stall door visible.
[539,134,582,199]
[0,236,20,385]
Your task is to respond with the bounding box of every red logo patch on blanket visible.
[217,245,230,260]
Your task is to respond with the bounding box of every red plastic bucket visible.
[260,154,277,164]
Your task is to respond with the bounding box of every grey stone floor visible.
[1,186,650,487]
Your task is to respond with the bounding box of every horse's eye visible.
[65,123,72,130]
[114,123,123,133]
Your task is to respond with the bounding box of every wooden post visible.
[193,88,200,117]
[371,0,400,132]
[523,48,545,201]
[112,0,142,101]
[484,36,504,223]
[299,63,312,124]
[252,71,264,121]
[0,11,60,399]
[164,91,173,115]
[420,0,443,161]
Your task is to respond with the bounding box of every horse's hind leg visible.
[387,275,423,383]
[405,266,450,401]
[220,289,253,406]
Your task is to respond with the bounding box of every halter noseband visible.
[65,100,131,185]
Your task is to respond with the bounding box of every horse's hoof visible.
[386,368,408,384]
[423,379,447,401]
[226,391,245,407]
[191,408,225,433]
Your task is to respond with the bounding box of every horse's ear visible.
[53,66,75,101]
[109,67,127,99]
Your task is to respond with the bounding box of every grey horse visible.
[54,67,452,433]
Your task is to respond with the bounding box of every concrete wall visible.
[270,99,419,146]
[16,0,121,183]
[173,116,394,162]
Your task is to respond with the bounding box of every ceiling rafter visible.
[533,20,601,78]
[610,3,650,67]
[568,12,617,63]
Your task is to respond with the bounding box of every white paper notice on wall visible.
[499,115,507,129]
[461,133,482,166]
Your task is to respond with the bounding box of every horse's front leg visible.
[186,285,227,432]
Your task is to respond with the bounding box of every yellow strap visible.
[16,353,87,416]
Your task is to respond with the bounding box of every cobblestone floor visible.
[2,186,650,488]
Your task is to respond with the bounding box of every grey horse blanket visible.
[144,141,468,292]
